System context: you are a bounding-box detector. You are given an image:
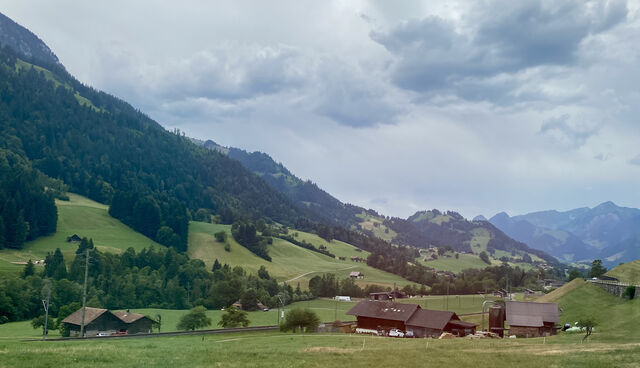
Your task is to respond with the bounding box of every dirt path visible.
[285,266,357,283]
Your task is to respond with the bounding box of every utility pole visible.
[446,282,449,310]
[42,279,51,341]
[80,248,90,338]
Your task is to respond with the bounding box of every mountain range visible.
[486,203,640,267]
[196,140,559,266]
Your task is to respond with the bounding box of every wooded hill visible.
[0,25,318,251]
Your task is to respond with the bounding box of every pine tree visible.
[21,259,35,278]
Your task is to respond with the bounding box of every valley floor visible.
[2,282,639,367]
[1,331,639,368]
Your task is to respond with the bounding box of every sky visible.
[3,0,640,219]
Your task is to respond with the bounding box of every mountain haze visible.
[489,202,640,266]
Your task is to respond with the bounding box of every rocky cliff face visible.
[0,12,61,67]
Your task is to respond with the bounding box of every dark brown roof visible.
[61,307,108,326]
[346,300,419,322]
[406,309,457,330]
[506,301,559,327]
[112,311,149,324]
[448,320,478,329]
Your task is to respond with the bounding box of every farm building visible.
[369,290,407,301]
[349,271,364,279]
[406,309,476,338]
[488,301,559,338]
[62,307,155,337]
[111,311,154,334]
[346,300,476,337]
[66,234,81,242]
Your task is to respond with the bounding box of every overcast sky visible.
[4,0,640,219]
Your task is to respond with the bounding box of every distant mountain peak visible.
[594,201,618,211]
[0,12,61,68]
[473,215,487,222]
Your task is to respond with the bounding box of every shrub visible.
[280,308,320,333]
[177,306,212,331]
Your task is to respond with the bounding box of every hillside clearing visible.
[188,222,415,289]
[0,193,161,275]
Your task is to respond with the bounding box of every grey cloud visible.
[311,65,403,128]
[629,154,640,166]
[372,0,628,102]
[152,44,307,101]
[539,114,600,148]
[594,153,612,161]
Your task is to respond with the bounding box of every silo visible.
[489,303,505,337]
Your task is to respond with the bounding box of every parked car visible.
[388,328,405,338]
[112,330,128,336]
[97,332,109,337]
[404,330,414,338]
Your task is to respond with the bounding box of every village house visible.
[349,271,364,279]
[347,300,476,337]
[369,290,407,301]
[62,307,155,337]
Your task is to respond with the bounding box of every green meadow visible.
[1,281,639,368]
[188,222,415,289]
[606,259,640,284]
[0,193,161,275]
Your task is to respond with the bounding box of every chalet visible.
[350,256,366,263]
[66,234,82,243]
[369,290,406,301]
[61,307,155,337]
[347,300,476,337]
[232,300,268,311]
[112,310,154,334]
[493,288,508,298]
[505,301,559,337]
[349,271,364,279]
[540,279,565,290]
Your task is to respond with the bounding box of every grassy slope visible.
[188,222,415,289]
[355,212,396,243]
[605,259,640,284]
[0,193,161,274]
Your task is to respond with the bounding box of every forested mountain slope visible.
[0,14,313,251]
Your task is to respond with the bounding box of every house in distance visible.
[62,307,155,336]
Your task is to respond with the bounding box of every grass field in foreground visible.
[0,193,161,275]
[188,222,415,289]
[605,259,640,284]
[1,329,639,368]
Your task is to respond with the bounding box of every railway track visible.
[24,325,280,342]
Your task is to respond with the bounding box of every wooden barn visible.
[346,300,476,337]
[505,301,559,337]
[62,307,155,336]
[406,309,476,337]
[62,307,123,337]
[111,310,154,334]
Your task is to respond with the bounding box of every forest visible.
[0,44,311,251]
[0,239,312,326]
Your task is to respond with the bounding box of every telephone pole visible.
[79,248,90,338]
[42,279,51,341]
